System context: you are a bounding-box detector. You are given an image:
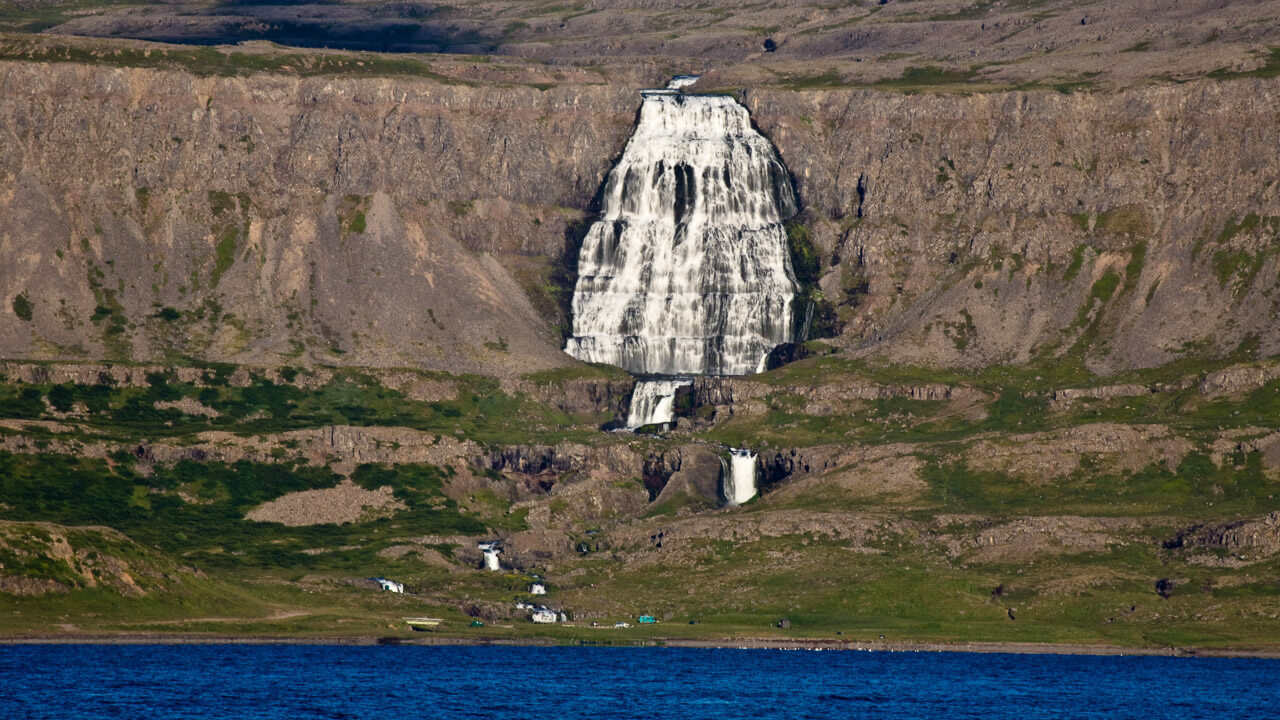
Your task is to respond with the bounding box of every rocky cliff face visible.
[748,81,1280,373]
[2,59,1279,377]
[0,61,637,375]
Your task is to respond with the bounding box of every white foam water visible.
[625,378,691,429]
[564,90,800,378]
[723,448,758,506]
[478,542,501,571]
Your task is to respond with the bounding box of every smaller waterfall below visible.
[625,379,691,429]
[723,448,758,506]
[478,542,501,571]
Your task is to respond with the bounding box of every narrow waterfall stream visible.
[565,76,801,432]
[723,448,758,505]
[478,542,501,571]
[624,378,690,429]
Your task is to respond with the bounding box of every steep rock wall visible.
[748,81,1280,372]
[2,60,1279,377]
[0,61,636,374]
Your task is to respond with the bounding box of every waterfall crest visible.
[625,378,691,429]
[564,89,800,378]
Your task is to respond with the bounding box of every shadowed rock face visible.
[2,59,1280,376]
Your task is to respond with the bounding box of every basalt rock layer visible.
[2,59,1279,376]
[0,60,637,375]
[746,80,1280,373]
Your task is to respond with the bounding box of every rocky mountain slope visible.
[0,46,638,375]
[750,78,1280,373]
[2,43,1279,377]
[10,0,1280,89]
[2,31,1280,646]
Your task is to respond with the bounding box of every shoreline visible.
[3,633,1279,658]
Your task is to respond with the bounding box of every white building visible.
[531,582,547,595]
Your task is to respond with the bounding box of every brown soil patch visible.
[967,423,1193,482]
[943,516,1143,562]
[245,480,405,526]
[376,545,453,568]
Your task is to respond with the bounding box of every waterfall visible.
[625,378,691,429]
[564,83,800,384]
[722,448,758,506]
[478,542,501,571]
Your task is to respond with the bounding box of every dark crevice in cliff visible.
[545,101,643,343]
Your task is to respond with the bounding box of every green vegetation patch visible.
[779,69,847,90]
[785,220,840,340]
[1122,241,1147,295]
[0,541,79,587]
[921,448,1274,518]
[1062,244,1090,282]
[212,229,238,286]
[1209,47,1280,80]
[1088,269,1121,304]
[942,309,977,351]
[1198,214,1280,294]
[0,452,485,571]
[207,191,250,289]
[1095,205,1150,237]
[1218,213,1262,244]
[571,531,1237,647]
[1212,248,1268,291]
[338,194,369,237]
[874,65,981,91]
[1063,268,1120,334]
[11,292,32,321]
[0,365,595,445]
[154,306,181,322]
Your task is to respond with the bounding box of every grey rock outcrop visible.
[1166,512,1280,555]
[652,446,723,510]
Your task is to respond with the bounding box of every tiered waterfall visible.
[564,89,800,390]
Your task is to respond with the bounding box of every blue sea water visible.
[1,644,1277,719]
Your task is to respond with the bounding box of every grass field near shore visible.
[2,354,1279,653]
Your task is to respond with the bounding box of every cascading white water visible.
[564,86,800,380]
[478,542,501,571]
[723,448,758,506]
[625,378,691,429]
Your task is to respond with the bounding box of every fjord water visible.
[565,88,800,430]
[3,645,1276,719]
